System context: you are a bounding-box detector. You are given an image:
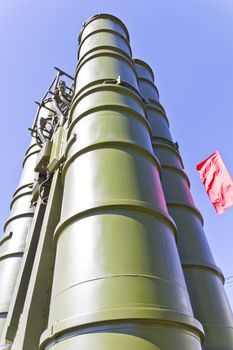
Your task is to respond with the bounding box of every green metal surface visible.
[134,58,233,349]
[75,15,138,96]
[0,139,40,338]
[1,196,47,345]
[11,168,62,350]
[133,59,159,104]
[8,124,66,349]
[40,14,203,350]
[0,101,55,344]
[75,50,138,95]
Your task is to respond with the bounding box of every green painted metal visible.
[1,196,47,345]
[133,60,159,103]
[0,139,40,337]
[40,14,204,350]
[10,169,62,350]
[78,17,132,61]
[134,58,233,349]
[4,123,66,350]
[75,14,138,96]
[0,101,55,343]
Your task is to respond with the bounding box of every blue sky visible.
[0,0,233,307]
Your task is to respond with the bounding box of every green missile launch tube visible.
[134,58,233,349]
[0,139,40,337]
[40,14,203,350]
[0,102,54,339]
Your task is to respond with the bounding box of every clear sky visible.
[0,0,233,307]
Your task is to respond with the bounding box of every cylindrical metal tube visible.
[134,58,233,349]
[0,102,54,337]
[0,140,39,337]
[75,14,138,96]
[77,14,132,61]
[133,59,160,103]
[40,14,203,350]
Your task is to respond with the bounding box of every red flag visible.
[196,151,233,214]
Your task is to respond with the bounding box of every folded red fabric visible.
[196,151,233,214]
